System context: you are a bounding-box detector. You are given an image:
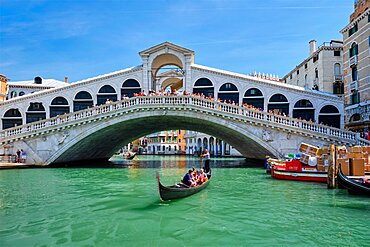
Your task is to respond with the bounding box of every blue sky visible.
[0,0,353,82]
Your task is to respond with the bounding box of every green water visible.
[1,156,369,246]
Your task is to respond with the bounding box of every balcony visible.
[349,80,358,92]
[349,55,358,67]
[334,75,343,82]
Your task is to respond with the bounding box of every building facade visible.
[147,130,186,155]
[340,0,370,132]
[0,74,8,102]
[184,131,242,157]
[282,40,344,95]
[7,76,68,99]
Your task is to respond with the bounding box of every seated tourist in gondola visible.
[182,169,196,187]
[197,169,208,185]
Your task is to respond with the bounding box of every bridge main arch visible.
[47,110,279,165]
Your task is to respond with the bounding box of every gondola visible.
[156,169,212,201]
[337,165,370,196]
[124,151,136,160]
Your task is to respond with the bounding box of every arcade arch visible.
[50,97,70,117]
[193,78,214,97]
[243,88,264,110]
[268,94,289,115]
[218,83,239,103]
[97,85,117,105]
[293,99,315,121]
[121,79,141,98]
[318,105,340,128]
[26,102,46,124]
[73,91,94,111]
[2,109,22,129]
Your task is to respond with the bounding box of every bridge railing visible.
[0,95,363,145]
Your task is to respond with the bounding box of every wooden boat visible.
[156,170,212,201]
[337,165,370,196]
[270,160,327,183]
[124,151,136,160]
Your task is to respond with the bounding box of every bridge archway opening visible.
[293,99,315,121]
[158,67,184,93]
[2,109,22,129]
[26,102,46,124]
[97,85,117,105]
[243,88,264,110]
[349,113,361,123]
[50,112,278,165]
[268,94,289,115]
[151,54,184,93]
[319,105,340,128]
[50,97,70,117]
[218,83,239,103]
[193,78,214,97]
[73,91,94,111]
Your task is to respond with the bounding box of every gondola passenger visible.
[182,170,195,187]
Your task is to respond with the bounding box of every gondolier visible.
[201,149,211,173]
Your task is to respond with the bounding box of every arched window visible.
[243,88,264,110]
[50,97,70,117]
[334,63,341,76]
[349,113,361,122]
[293,99,315,121]
[19,91,25,97]
[304,74,308,88]
[121,79,141,98]
[218,83,239,103]
[193,78,214,97]
[319,105,340,128]
[10,91,17,98]
[349,43,358,58]
[2,109,23,129]
[73,91,93,112]
[26,102,46,123]
[268,94,289,115]
[97,85,117,105]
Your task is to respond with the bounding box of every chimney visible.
[309,40,317,56]
[64,76,68,83]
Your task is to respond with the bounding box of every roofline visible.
[340,8,369,33]
[191,64,342,102]
[281,45,343,80]
[139,41,194,56]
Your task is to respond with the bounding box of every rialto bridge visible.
[0,42,368,165]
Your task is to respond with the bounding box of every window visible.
[157,146,160,151]
[334,63,341,76]
[315,69,318,79]
[162,146,165,151]
[178,139,181,143]
[352,66,358,81]
[334,50,341,56]
[174,146,177,151]
[351,91,360,104]
[19,91,25,96]
[313,55,319,63]
[297,70,299,75]
[349,24,358,36]
[290,74,292,79]
[168,146,171,151]
[305,63,308,69]
[350,43,358,57]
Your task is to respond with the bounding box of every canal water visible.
[1,155,369,246]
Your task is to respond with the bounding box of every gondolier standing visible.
[201,149,211,173]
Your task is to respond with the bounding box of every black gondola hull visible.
[156,171,211,201]
[337,165,370,196]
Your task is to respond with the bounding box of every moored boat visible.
[337,165,370,196]
[270,160,327,183]
[156,170,212,201]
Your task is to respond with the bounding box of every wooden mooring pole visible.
[327,144,337,189]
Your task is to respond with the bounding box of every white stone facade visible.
[0,42,345,132]
[340,4,370,131]
[184,131,242,157]
[282,40,344,95]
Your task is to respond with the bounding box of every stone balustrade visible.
[0,95,365,146]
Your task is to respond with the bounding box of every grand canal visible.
[1,155,369,246]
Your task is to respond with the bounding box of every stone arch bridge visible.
[0,96,368,166]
